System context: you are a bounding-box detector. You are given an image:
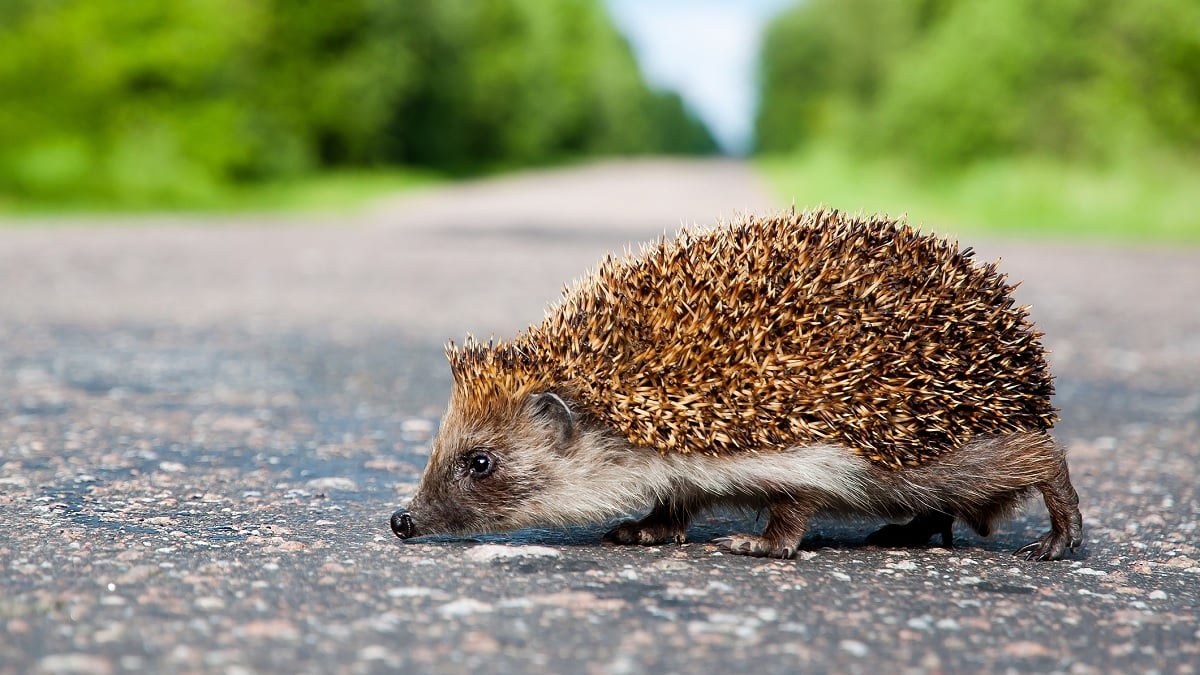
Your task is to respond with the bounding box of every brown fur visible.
[395,210,1083,560]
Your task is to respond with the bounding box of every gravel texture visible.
[1,158,1198,674]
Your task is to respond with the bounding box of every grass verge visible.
[757,146,1200,244]
[0,168,443,218]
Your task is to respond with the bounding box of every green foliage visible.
[755,0,952,153]
[383,0,714,169]
[0,0,715,208]
[759,144,1200,243]
[756,0,1200,169]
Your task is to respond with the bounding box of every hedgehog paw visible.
[1014,529,1078,561]
[602,520,686,546]
[713,534,796,559]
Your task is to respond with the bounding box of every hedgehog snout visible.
[390,509,415,540]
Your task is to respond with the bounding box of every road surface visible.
[1,158,1198,674]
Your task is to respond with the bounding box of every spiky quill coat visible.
[447,208,1056,470]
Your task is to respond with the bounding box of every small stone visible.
[906,617,931,631]
[527,591,625,611]
[1003,640,1053,658]
[305,477,358,492]
[238,620,300,640]
[358,645,391,661]
[438,598,493,618]
[1148,590,1167,600]
[464,544,560,562]
[38,654,113,675]
[319,562,347,575]
[387,586,446,599]
[194,596,225,611]
[496,598,535,610]
[839,640,869,657]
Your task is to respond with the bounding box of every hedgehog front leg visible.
[602,498,697,546]
[715,500,813,559]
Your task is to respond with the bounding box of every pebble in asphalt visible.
[1,160,1198,674]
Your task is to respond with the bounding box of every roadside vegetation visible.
[0,0,714,213]
[755,0,1200,242]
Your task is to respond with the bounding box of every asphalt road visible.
[1,159,1198,674]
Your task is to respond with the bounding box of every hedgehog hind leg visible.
[602,498,697,546]
[956,489,1029,538]
[714,500,813,559]
[866,511,954,548]
[1016,444,1084,561]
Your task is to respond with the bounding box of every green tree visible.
[0,0,275,203]
[755,0,952,153]
[755,0,1200,168]
[0,0,715,207]
[384,0,713,169]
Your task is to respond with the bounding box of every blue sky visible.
[604,0,797,154]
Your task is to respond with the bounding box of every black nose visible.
[390,509,415,539]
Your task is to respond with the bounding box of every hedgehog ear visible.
[528,392,574,445]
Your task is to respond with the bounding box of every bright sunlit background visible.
[0,0,1197,241]
[605,0,795,154]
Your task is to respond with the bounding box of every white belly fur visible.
[541,431,1046,526]
[645,444,876,508]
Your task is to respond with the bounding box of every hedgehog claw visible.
[1014,530,1076,561]
[714,534,796,559]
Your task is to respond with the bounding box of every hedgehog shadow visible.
[686,513,1066,557]
[426,511,1079,560]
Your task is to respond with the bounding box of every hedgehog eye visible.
[464,450,496,479]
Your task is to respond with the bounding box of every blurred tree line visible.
[756,0,1200,168]
[0,0,715,206]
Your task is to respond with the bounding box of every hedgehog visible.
[390,209,1083,560]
